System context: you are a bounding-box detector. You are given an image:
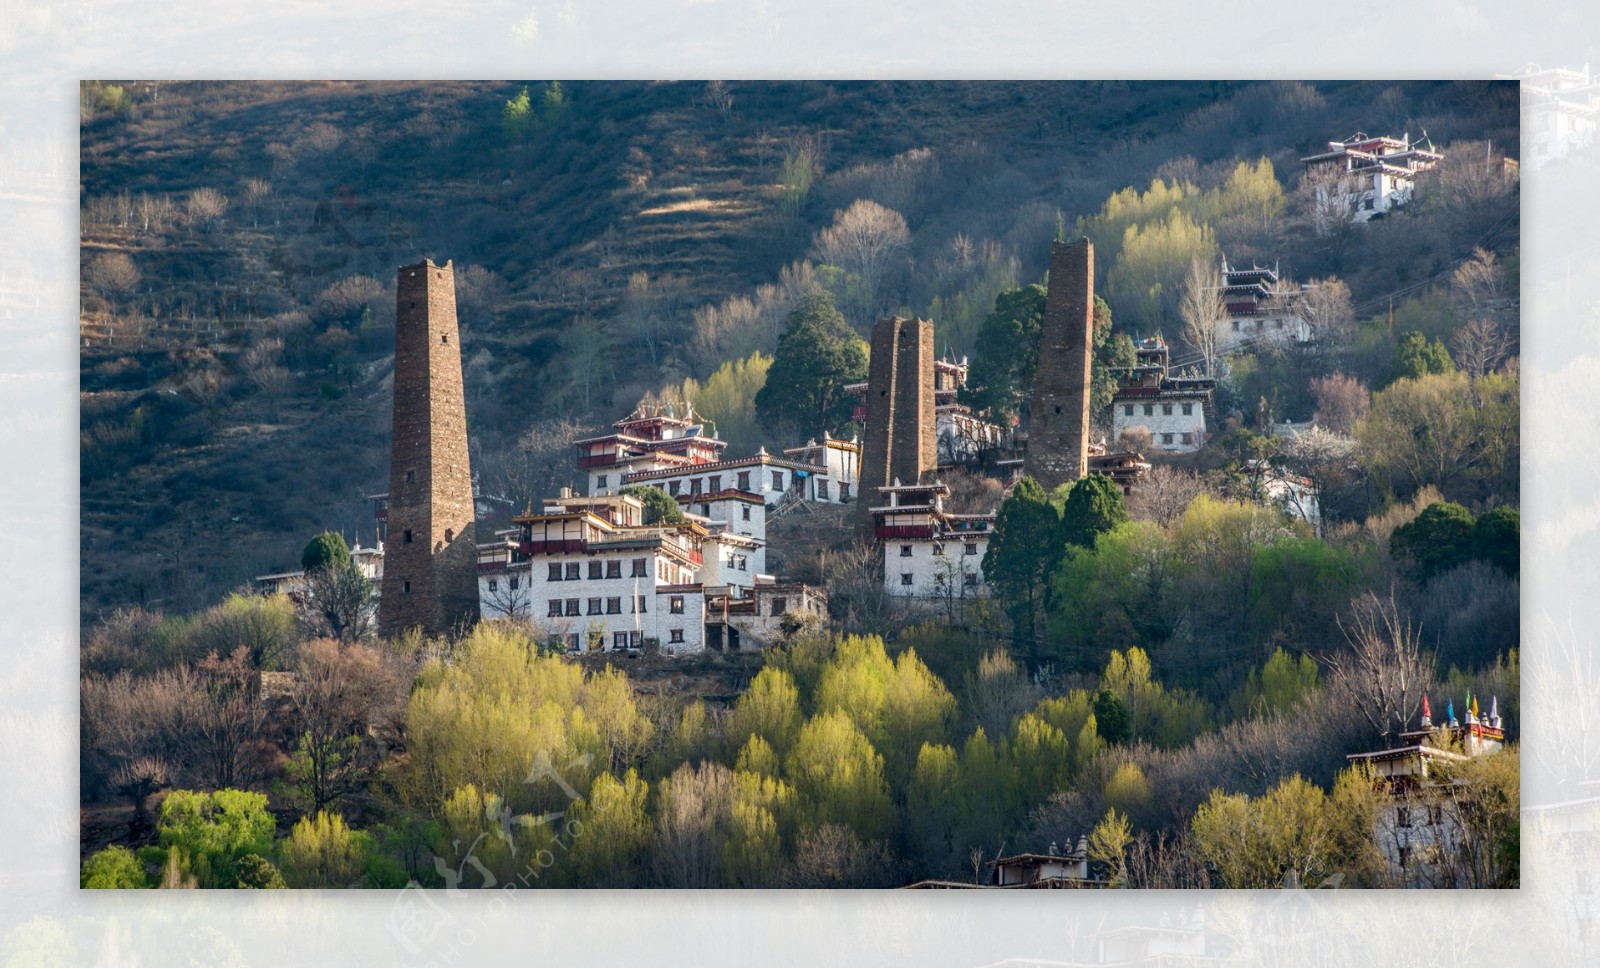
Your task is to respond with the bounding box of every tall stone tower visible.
[378,259,479,638]
[1026,238,1095,491]
[856,315,936,536]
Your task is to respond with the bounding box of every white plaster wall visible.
[1113,399,1208,451]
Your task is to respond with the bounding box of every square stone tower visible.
[378,259,480,638]
[1026,238,1094,491]
[856,315,936,536]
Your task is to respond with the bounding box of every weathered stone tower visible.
[378,259,479,638]
[856,315,936,536]
[1026,238,1095,491]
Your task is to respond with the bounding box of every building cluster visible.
[272,126,1452,647]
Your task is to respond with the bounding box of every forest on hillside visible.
[79,80,1521,890]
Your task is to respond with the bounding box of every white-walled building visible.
[575,403,728,497]
[1110,337,1215,453]
[783,434,861,498]
[1498,64,1599,168]
[622,448,846,506]
[1300,131,1443,222]
[477,489,823,654]
[1217,257,1309,354]
[870,480,994,602]
[1347,696,1508,888]
[256,543,385,599]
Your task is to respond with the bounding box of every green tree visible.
[192,591,299,669]
[157,789,276,888]
[80,845,148,888]
[907,742,961,875]
[724,770,797,887]
[680,351,772,450]
[1473,506,1519,578]
[1391,501,1477,582]
[567,770,652,887]
[965,284,1045,421]
[1058,473,1129,550]
[982,476,1063,641]
[502,86,533,139]
[234,853,287,889]
[1190,774,1343,888]
[1087,808,1133,886]
[619,484,686,525]
[813,635,956,786]
[1230,647,1321,719]
[1381,330,1456,387]
[301,531,352,573]
[786,709,894,842]
[1103,761,1153,821]
[754,292,868,437]
[726,666,803,758]
[1093,689,1131,745]
[280,810,369,888]
[1358,369,1518,505]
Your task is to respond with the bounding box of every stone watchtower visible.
[1026,238,1095,491]
[856,315,936,536]
[378,259,479,638]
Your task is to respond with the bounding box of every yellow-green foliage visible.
[724,770,797,887]
[1033,690,1105,774]
[280,811,366,888]
[1099,647,1212,748]
[1190,774,1336,888]
[567,770,652,887]
[1103,761,1152,817]
[734,734,781,778]
[813,635,956,782]
[726,666,803,757]
[786,709,893,842]
[401,624,653,813]
[1005,713,1073,797]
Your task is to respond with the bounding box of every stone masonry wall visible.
[378,259,480,637]
[856,316,935,535]
[1026,239,1094,491]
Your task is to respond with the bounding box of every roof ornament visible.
[1421,694,1432,728]
[1446,699,1458,728]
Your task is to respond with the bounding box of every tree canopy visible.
[753,292,868,438]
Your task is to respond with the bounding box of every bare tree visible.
[961,650,1041,740]
[1296,276,1355,344]
[241,179,272,228]
[1450,317,1515,379]
[185,187,229,232]
[812,199,910,319]
[1325,592,1433,746]
[823,541,906,638]
[703,80,734,116]
[481,571,534,622]
[1179,255,1227,376]
[287,638,405,811]
[653,760,733,887]
[176,648,270,790]
[479,416,595,511]
[86,252,141,316]
[1282,425,1356,536]
[1310,372,1370,435]
[1130,464,1202,528]
[1292,163,1362,239]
